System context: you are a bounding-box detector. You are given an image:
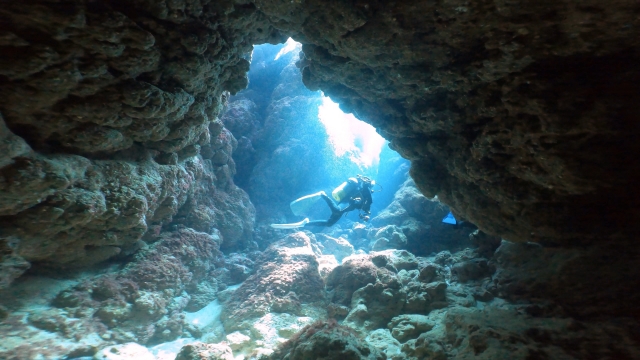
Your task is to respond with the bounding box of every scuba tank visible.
[332,177,358,202]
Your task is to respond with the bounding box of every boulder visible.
[174,342,234,360]
[344,276,406,331]
[267,320,385,360]
[325,255,378,306]
[388,314,435,343]
[316,234,355,263]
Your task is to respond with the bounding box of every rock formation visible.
[254,0,640,246]
[0,0,639,359]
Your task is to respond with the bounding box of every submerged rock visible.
[174,342,234,360]
[94,342,155,360]
[42,228,224,347]
[267,320,385,360]
[315,234,355,263]
[220,232,326,352]
[492,240,640,319]
[325,255,378,306]
[370,179,473,255]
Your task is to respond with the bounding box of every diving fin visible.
[270,218,310,229]
[290,191,325,216]
[442,212,457,225]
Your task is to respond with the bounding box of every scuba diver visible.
[271,175,376,229]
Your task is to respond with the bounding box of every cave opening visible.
[220,39,411,228]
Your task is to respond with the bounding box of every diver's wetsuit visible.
[304,182,373,228]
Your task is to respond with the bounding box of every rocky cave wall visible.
[0,0,284,285]
[1,0,639,318]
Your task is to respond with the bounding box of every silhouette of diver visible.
[305,175,374,228]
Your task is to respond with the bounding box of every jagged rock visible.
[433,251,453,266]
[469,230,502,258]
[44,228,224,346]
[370,225,408,251]
[451,258,495,283]
[402,281,433,315]
[316,254,339,279]
[267,320,385,360]
[185,281,219,312]
[0,1,639,358]
[417,262,443,283]
[254,0,640,247]
[365,329,405,360]
[0,250,30,290]
[441,306,640,359]
[388,315,435,343]
[344,274,406,331]
[221,232,324,341]
[445,284,477,309]
[370,250,419,272]
[327,303,350,320]
[0,0,265,286]
[316,234,355,263]
[174,342,234,360]
[396,269,419,286]
[370,179,473,254]
[325,255,378,306]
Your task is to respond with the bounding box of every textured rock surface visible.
[325,255,378,306]
[492,240,640,319]
[0,0,268,284]
[413,305,640,360]
[219,231,326,353]
[371,179,474,255]
[175,342,234,360]
[4,0,635,285]
[267,320,385,360]
[0,228,227,359]
[315,234,355,263]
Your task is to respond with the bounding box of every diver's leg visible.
[325,211,343,226]
[304,220,330,227]
[304,212,343,228]
[321,193,341,213]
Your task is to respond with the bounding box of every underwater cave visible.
[0,0,639,359]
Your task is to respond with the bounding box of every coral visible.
[0,0,639,358]
[0,0,265,287]
[370,250,419,272]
